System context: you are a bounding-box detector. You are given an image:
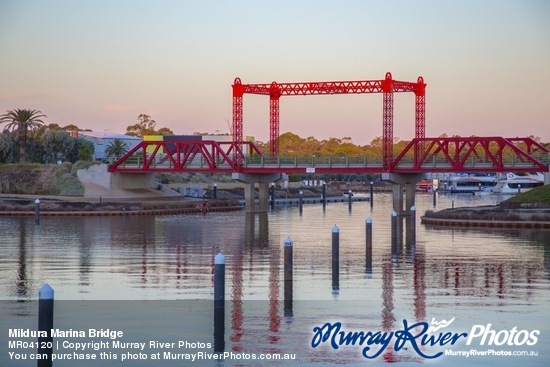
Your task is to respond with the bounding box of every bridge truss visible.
[108,137,549,174]
[232,72,426,170]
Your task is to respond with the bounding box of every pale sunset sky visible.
[1,0,549,145]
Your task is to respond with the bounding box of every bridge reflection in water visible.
[1,193,549,365]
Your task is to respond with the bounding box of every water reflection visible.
[17,218,28,299]
[78,226,92,288]
[1,194,549,366]
[244,212,269,248]
[3,206,548,306]
[381,253,395,362]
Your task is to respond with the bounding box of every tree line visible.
[255,133,412,159]
[0,110,174,164]
[1,108,547,164]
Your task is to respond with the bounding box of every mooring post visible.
[284,236,293,316]
[348,189,353,211]
[432,187,437,207]
[391,210,398,253]
[213,183,217,199]
[410,205,416,245]
[365,217,373,275]
[332,225,340,290]
[299,190,303,214]
[38,284,54,367]
[322,183,327,208]
[370,181,374,208]
[214,252,225,352]
[35,199,41,226]
[270,183,275,208]
[214,252,225,308]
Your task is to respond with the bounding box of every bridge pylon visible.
[232,173,283,213]
[382,173,427,216]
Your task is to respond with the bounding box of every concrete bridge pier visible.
[382,173,427,216]
[384,173,425,252]
[233,173,283,213]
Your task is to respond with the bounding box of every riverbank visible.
[421,205,550,228]
[422,185,550,228]
[0,196,243,216]
[0,180,383,216]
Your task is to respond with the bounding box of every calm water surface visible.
[1,193,549,366]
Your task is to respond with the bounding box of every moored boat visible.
[447,174,498,193]
[493,173,544,194]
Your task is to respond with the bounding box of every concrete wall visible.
[77,164,155,189]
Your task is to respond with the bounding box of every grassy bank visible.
[0,197,240,213]
[0,162,91,196]
[424,185,550,222]
[424,206,550,222]
[500,185,550,208]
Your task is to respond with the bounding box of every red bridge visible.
[109,72,549,175]
[108,137,549,174]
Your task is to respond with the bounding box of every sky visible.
[1,0,549,145]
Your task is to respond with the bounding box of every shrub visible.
[288,174,301,182]
[53,162,73,177]
[56,172,84,196]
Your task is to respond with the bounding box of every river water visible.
[1,192,549,366]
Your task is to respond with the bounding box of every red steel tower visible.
[232,72,426,170]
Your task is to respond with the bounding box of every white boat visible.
[493,173,544,194]
[446,174,498,193]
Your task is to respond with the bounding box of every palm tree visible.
[104,138,129,159]
[0,109,47,162]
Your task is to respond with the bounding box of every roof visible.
[78,131,142,140]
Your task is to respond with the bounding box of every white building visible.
[76,131,142,160]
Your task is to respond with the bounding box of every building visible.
[75,131,142,160]
[143,134,253,156]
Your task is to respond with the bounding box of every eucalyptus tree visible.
[0,108,47,162]
[125,114,157,137]
[126,114,174,137]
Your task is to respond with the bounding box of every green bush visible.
[288,174,302,182]
[56,172,84,196]
[53,162,73,177]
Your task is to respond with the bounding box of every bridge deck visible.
[108,137,549,174]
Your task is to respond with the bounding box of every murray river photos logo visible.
[311,318,540,359]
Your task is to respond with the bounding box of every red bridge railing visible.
[108,137,549,174]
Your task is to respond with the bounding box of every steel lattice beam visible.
[109,137,548,174]
[232,72,427,171]
[381,72,394,171]
[390,137,549,173]
[107,140,263,173]
[269,96,280,157]
[414,76,426,162]
[232,79,245,167]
